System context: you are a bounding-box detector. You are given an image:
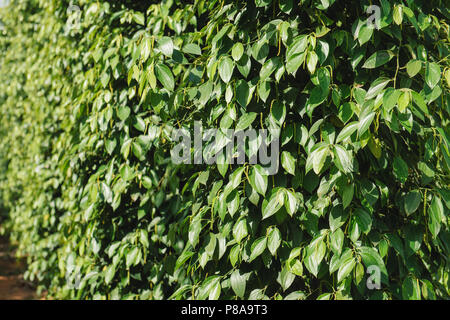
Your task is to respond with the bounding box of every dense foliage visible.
[0,0,449,300]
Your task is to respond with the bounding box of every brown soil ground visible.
[0,236,37,300]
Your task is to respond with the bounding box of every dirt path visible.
[0,236,37,300]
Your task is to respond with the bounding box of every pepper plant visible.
[0,0,448,300]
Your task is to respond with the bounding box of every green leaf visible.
[284,189,298,216]
[101,182,113,203]
[230,167,245,189]
[306,145,329,175]
[428,196,444,238]
[232,43,244,61]
[105,264,116,285]
[155,63,175,91]
[217,154,228,177]
[358,112,376,137]
[425,62,441,89]
[286,35,308,59]
[307,51,318,74]
[126,247,140,267]
[218,56,234,83]
[147,65,157,89]
[262,190,284,220]
[411,91,429,115]
[249,165,268,196]
[357,24,373,45]
[133,12,145,25]
[305,238,326,277]
[230,270,246,298]
[404,225,422,255]
[402,276,421,300]
[366,138,381,160]
[229,244,240,267]
[227,190,240,217]
[248,237,267,262]
[337,257,356,283]
[237,54,251,78]
[182,43,202,55]
[279,21,290,44]
[336,121,359,143]
[354,262,365,286]
[330,228,344,255]
[105,139,116,155]
[281,151,296,175]
[355,208,372,234]
[286,52,306,75]
[279,0,293,13]
[271,101,286,125]
[341,183,354,209]
[383,88,401,112]
[362,51,394,69]
[317,40,329,63]
[158,37,174,57]
[133,117,146,132]
[209,281,221,300]
[168,284,191,300]
[175,251,195,271]
[347,217,360,242]
[117,106,131,121]
[406,60,422,77]
[120,138,132,160]
[6,0,450,302]
[233,219,248,244]
[101,72,110,88]
[329,205,349,232]
[188,219,201,248]
[255,0,272,7]
[140,37,152,61]
[393,5,403,25]
[366,77,391,100]
[236,80,251,107]
[333,145,353,173]
[378,239,389,258]
[445,69,450,88]
[275,65,285,82]
[359,246,388,285]
[351,47,365,70]
[288,259,303,277]
[258,80,271,102]
[421,279,437,300]
[267,227,281,255]
[397,91,410,112]
[404,190,421,215]
[252,39,269,64]
[260,57,281,81]
[317,293,332,300]
[333,249,352,275]
[393,156,408,183]
[198,276,220,300]
[278,267,295,291]
[236,112,257,131]
[131,141,144,160]
[211,23,232,48]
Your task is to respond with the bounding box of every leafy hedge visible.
[0,0,449,300]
